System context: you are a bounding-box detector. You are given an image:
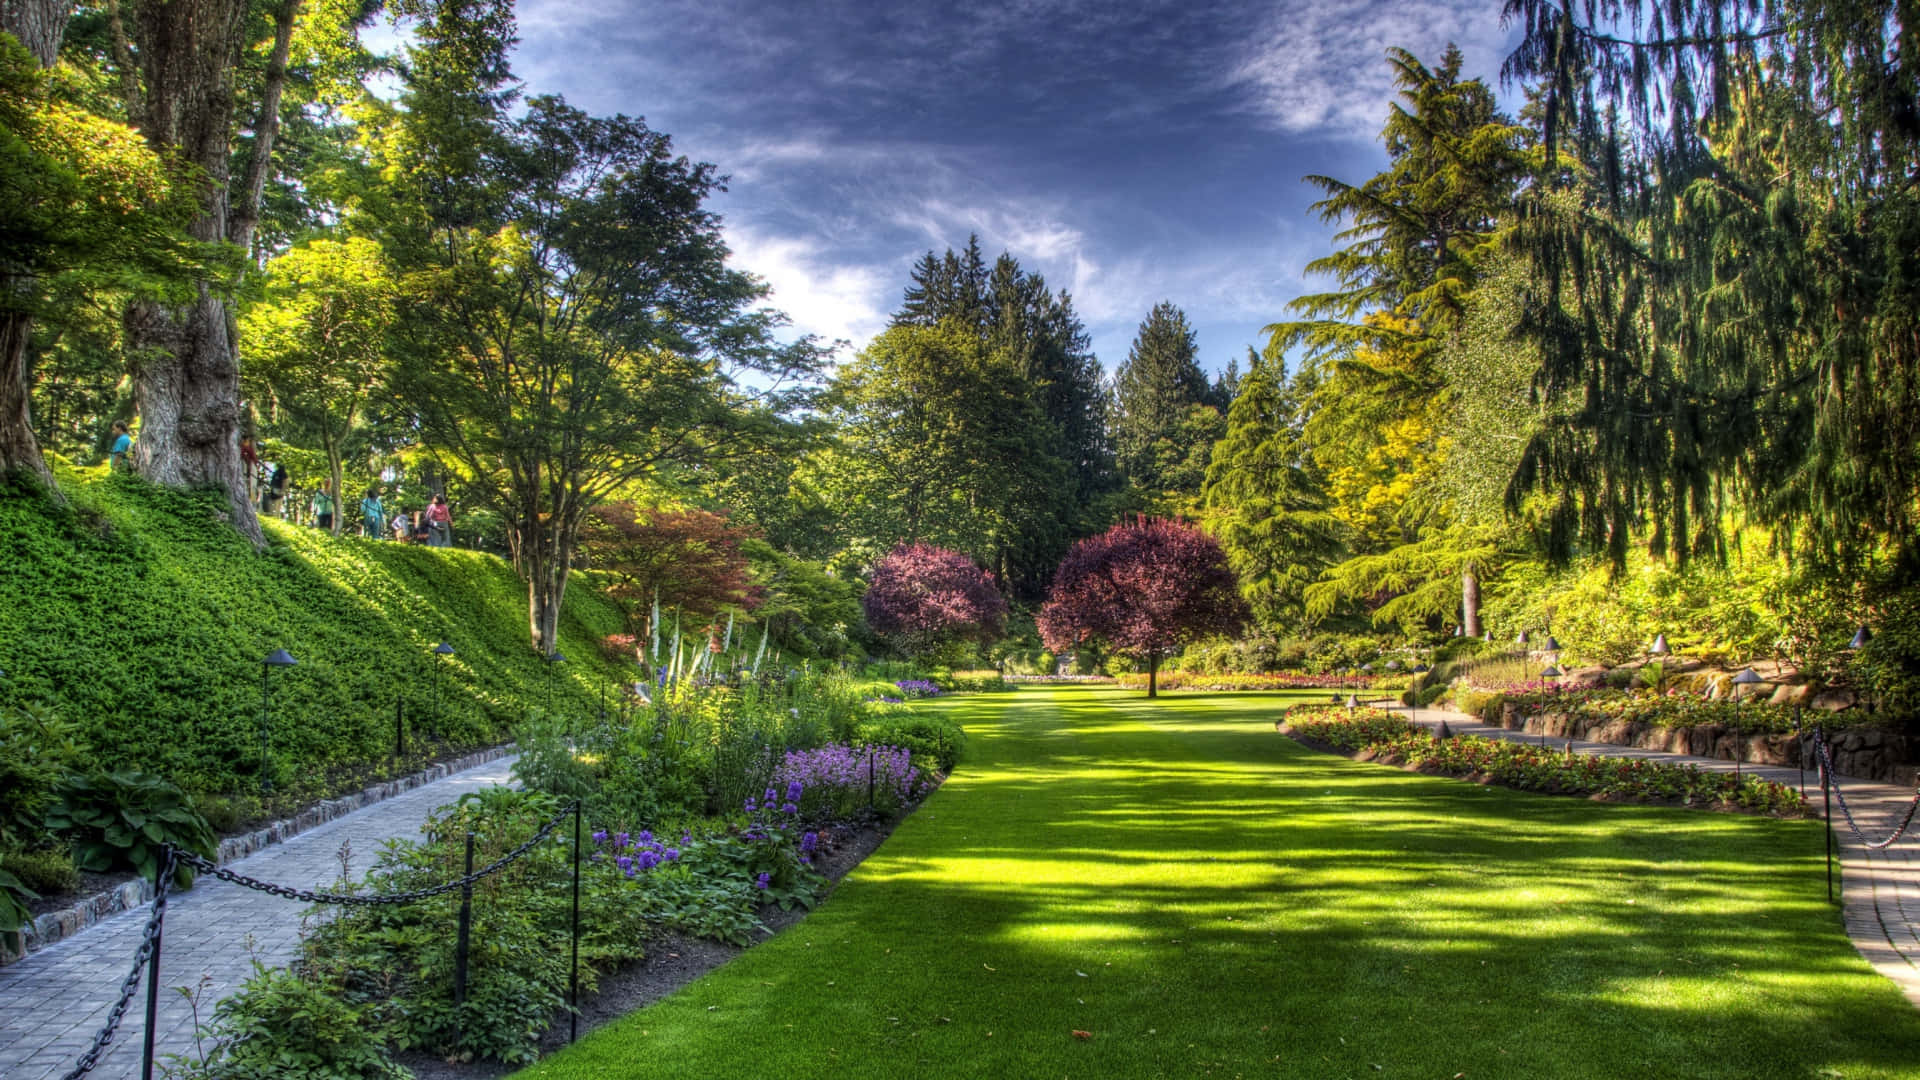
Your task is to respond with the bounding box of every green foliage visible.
[3,846,78,894]
[0,857,37,955]
[1453,687,1507,725]
[46,770,216,888]
[0,703,78,851]
[0,470,628,803]
[1113,301,1223,503]
[855,712,967,773]
[170,962,407,1080]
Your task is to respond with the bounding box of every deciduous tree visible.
[862,543,1007,660]
[1038,517,1248,697]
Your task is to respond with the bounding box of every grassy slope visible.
[0,468,628,801]
[520,685,1920,1080]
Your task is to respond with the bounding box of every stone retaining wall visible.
[1497,705,1916,786]
[4,744,515,965]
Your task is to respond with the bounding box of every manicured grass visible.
[518,685,1920,1079]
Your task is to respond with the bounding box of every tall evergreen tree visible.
[1502,0,1920,575]
[1201,355,1343,630]
[1112,300,1211,494]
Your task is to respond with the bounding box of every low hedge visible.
[1281,706,1808,816]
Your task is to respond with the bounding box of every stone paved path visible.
[0,754,518,1080]
[1379,699,1920,1008]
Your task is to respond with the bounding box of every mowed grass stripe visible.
[517,685,1920,1079]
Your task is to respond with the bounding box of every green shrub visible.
[46,770,217,888]
[1454,687,1507,724]
[0,858,36,956]
[857,712,966,772]
[4,847,79,894]
[169,963,407,1080]
[197,793,266,835]
[0,704,79,852]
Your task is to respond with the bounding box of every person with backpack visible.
[264,462,289,517]
[425,494,452,547]
[360,487,385,538]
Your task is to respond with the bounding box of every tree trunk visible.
[524,521,573,655]
[1,0,66,65]
[226,0,297,261]
[1146,650,1158,699]
[325,437,342,536]
[124,0,261,543]
[0,0,70,491]
[1461,565,1482,639]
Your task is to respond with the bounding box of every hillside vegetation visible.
[0,468,628,805]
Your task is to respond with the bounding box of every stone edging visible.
[5,745,515,964]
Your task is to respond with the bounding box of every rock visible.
[1769,684,1813,707]
[1810,688,1858,711]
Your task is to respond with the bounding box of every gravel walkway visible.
[0,754,519,1080]
[1382,700,1920,1008]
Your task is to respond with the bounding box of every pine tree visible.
[1112,301,1211,492]
[1201,355,1343,630]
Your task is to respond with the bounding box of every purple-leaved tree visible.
[1038,517,1249,697]
[862,544,1008,660]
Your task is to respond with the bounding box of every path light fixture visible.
[1731,666,1764,701]
[1850,626,1872,651]
[1360,663,1375,674]
[1345,693,1359,713]
[1483,629,1493,643]
[260,649,297,794]
[1385,659,1401,671]
[1544,635,1562,655]
[1539,664,1562,679]
[1650,633,1670,657]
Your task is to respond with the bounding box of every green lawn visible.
[518,685,1920,1079]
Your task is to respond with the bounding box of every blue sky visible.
[503,0,1522,376]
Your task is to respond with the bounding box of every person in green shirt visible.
[360,487,385,538]
[312,482,336,531]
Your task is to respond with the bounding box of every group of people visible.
[239,437,453,546]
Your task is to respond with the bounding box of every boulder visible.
[1769,684,1814,708]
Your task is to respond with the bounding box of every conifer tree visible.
[1112,301,1212,495]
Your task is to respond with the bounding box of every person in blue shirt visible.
[360,487,385,538]
[109,422,133,473]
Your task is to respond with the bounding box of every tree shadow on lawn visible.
[533,688,1920,1079]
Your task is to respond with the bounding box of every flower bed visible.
[1280,706,1808,816]
[1116,672,1412,692]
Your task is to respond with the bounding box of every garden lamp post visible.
[1650,633,1670,657]
[260,649,297,794]
[1731,666,1763,700]
[432,641,455,732]
[1516,630,1531,681]
[1345,693,1359,714]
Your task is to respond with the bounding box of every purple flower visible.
[638,830,653,844]
[786,781,803,802]
[744,797,757,813]
[614,831,630,851]
[782,802,798,815]
[681,832,693,846]
[764,787,778,803]
[754,872,770,890]
[664,847,680,861]
[637,851,659,871]
[616,854,634,877]
[591,830,608,846]
[800,831,818,853]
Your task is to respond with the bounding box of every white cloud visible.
[724,224,894,349]
[1226,0,1515,133]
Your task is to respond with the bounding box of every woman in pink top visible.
[425,494,453,547]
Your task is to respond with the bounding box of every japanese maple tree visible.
[580,503,762,642]
[862,544,1008,660]
[1039,517,1249,696]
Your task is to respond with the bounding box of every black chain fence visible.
[1814,729,1920,851]
[57,801,579,1079]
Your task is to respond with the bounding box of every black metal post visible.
[140,858,166,1080]
[570,801,582,1043]
[455,831,474,1017]
[259,661,272,795]
[433,658,442,730]
[1822,728,1834,904]
[1794,708,1805,798]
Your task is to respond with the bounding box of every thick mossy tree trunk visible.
[0,0,71,490]
[121,0,271,543]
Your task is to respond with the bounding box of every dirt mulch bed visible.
[397,815,901,1080]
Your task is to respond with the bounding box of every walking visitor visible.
[313,482,336,532]
[264,462,289,517]
[391,509,411,542]
[108,422,133,473]
[360,487,385,538]
[425,493,452,547]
